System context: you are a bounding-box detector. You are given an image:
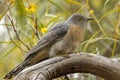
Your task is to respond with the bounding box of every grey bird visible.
[4,13,93,79]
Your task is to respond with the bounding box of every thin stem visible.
[5,23,27,53]
[7,15,30,50]
[35,18,40,39]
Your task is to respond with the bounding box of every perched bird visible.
[4,13,93,79]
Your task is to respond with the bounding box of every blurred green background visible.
[0,0,120,80]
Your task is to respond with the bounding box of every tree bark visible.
[15,53,120,80]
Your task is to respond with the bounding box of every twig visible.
[29,24,40,40]
[35,18,40,39]
[28,24,36,35]
[7,15,30,50]
[28,16,40,40]
[5,23,27,53]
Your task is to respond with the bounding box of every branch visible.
[15,53,120,80]
[7,15,30,50]
[5,22,27,53]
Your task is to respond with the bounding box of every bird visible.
[4,13,93,79]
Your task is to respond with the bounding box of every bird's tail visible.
[4,60,29,79]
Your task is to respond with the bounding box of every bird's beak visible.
[87,17,94,21]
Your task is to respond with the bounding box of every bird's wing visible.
[25,22,69,60]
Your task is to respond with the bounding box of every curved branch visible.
[15,53,120,80]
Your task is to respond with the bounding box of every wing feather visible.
[25,22,69,60]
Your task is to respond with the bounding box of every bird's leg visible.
[56,52,70,58]
[61,54,70,58]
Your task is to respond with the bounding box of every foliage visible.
[0,0,120,79]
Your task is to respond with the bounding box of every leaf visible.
[104,0,110,10]
[14,0,27,28]
[0,46,16,62]
[0,1,10,20]
[48,0,65,11]
[66,0,82,6]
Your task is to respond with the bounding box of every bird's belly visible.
[49,38,81,57]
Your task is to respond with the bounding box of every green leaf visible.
[48,0,65,11]
[14,0,27,28]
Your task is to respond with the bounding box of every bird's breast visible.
[49,24,84,57]
[63,24,84,51]
[66,24,84,43]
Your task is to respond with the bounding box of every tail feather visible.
[4,61,28,79]
[4,55,49,79]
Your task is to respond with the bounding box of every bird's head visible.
[66,13,93,28]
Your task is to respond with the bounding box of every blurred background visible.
[0,0,120,80]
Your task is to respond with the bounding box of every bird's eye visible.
[78,18,82,21]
